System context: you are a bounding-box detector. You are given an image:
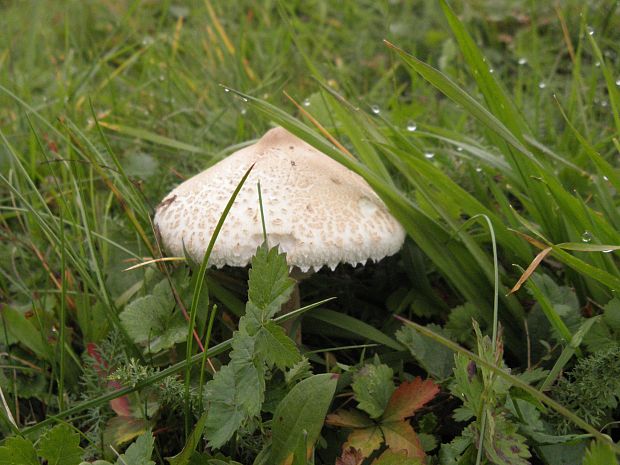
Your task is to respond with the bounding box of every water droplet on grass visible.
[581,231,593,243]
[159,75,165,81]
[456,146,464,152]
[406,120,417,132]
[223,87,230,92]
[424,152,435,159]
[595,61,601,67]
[302,98,311,107]
[475,167,482,173]
[538,82,547,89]
[518,57,528,65]
[370,104,380,115]
[587,26,595,36]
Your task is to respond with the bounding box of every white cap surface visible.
[154,127,406,272]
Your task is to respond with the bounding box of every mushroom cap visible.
[154,127,406,272]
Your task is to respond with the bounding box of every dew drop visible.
[616,78,620,86]
[601,100,609,107]
[223,87,230,92]
[159,74,165,81]
[587,26,595,36]
[240,107,247,115]
[456,146,464,152]
[595,61,601,68]
[302,98,311,107]
[518,57,528,66]
[406,120,417,132]
[424,152,435,159]
[370,104,381,115]
[602,249,614,253]
[603,175,609,181]
[475,167,482,173]
[581,231,593,243]
[538,82,547,89]
[489,68,495,74]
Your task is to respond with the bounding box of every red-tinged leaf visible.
[344,427,384,457]
[371,448,424,465]
[381,421,425,460]
[382,377,439,422]
[326,409,374,428]
[103,416,150,448]
[109,381,133,417]
[336,447,364,465]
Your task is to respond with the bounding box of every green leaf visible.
[115,431,155,465]
[482,413,531,465]
[248,244,294,318]
[0,437,39,465]
[1,306,50,360]
[167,412,208,465]
[255,321,301,370]
[203,342,264,448]
[119,279,187,353]
[352,363,395,419]
[370,449,423,465]
[397,324,455,379]
[267,373,338,465]
[37,424,84,465]
[583,440,618,465]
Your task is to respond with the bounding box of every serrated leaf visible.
[371,449,423,465]
[115,431,155,465]
[381,421,425,460]
[285,357,313,385]
[396,324,455,379]
[248,245,294,317]
[352,363,395,419]
[483,413,531,465]
[37,424,84,465]
[0,437,38,465]
[445,303,484,344]
[119,279,187,353]
[203,356,264,448]
[583,440,618,465]
[267,373,338,465]
[382,377,439,422]
[344,426,384,458]
[438,432,475,465]
[326,409,374,429]
[255,322,301,370]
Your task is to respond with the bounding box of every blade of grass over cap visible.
[183,163,255,436]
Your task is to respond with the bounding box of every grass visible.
[1,1,619,464]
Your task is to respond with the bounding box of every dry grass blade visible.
[509,247,553,295]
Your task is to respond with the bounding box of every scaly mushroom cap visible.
[154,127,406,272]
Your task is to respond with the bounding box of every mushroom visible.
[154,127,406,338]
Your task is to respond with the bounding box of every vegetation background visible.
[0,0,619,464]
